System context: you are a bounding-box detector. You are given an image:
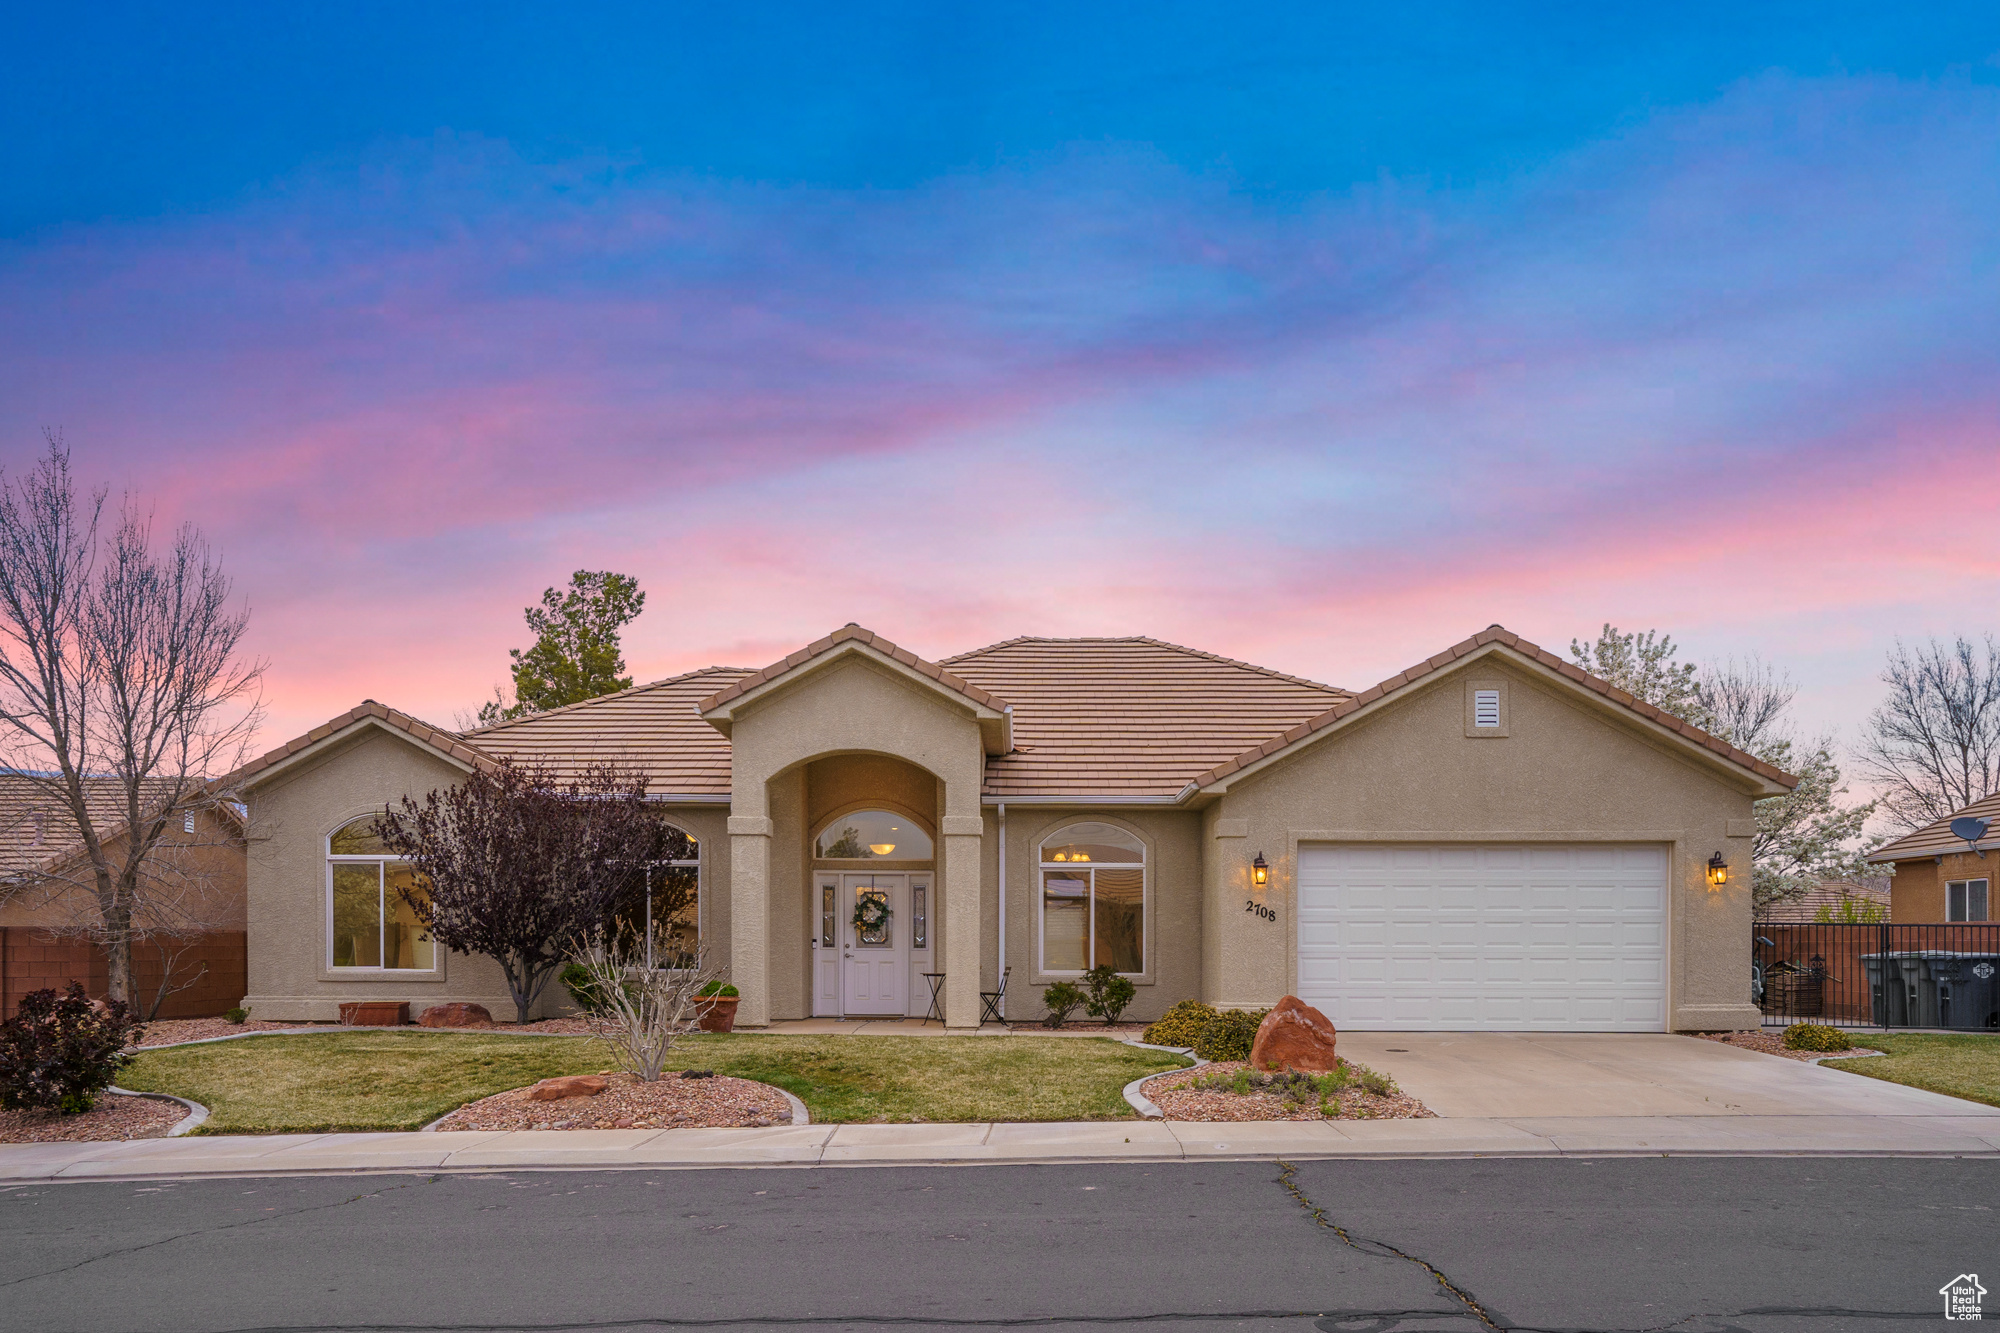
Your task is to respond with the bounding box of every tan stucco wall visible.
[986,806,1203,1025]
[1889,853,1994,922]
[1202,658,1764,1030]
[241,722,729,1022]
[723,653,987,1026]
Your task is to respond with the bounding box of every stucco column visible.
[941,815,985,1029]
[727,815,773,1027]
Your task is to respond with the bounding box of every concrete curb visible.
[108,1086,208,1137]
[1119,1041,1204,1119]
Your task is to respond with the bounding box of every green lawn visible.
[118,1032,1188,1134]
[1822,1033,2000,1108]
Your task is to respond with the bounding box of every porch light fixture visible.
[1252,852,1269,887]
[1706,852,1729,889]
[868,843,897,856]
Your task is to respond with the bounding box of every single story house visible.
[1869,791,2000,922]
[223,623,1794,1032]
[0,773,248,1020]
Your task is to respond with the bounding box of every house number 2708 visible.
[1245,900,1278,922]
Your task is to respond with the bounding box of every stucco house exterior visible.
[1869,791,2000,922]
[222,623,1794,1032]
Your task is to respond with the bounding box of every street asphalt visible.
[0,1157,1986,1332]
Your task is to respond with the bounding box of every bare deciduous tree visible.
[1858,635,2000,833]
[0,436,262,1007]
[570,933,717,1082]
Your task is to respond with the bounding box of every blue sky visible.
[3,5,1998,771]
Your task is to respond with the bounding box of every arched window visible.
[1040,822,1144,975]
[814,810,934,861]
[327,817,435,971]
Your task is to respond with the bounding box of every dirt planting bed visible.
[431,1070,793,1132]
[1695,1031,1883,1063]
[0,1093,185,1143]
[1140,1060,1434,1122]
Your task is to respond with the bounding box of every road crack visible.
[1277,1159,1500,1331]
[0,1174,442,1290]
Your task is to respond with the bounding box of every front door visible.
[841,873,909,1015]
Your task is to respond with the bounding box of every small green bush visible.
[697,981,739,998]
[223,1006,250,1025]
[561,961,615,1014]
[1142,1000,1218,1048]
[1041,980,1086,1028]
[0,983,140,1114]
[1082,965,1137,1024]
[1192,1008,1269,1061]
[1782,1022,1852,1052]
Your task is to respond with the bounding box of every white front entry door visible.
[1296,843,1668,1031]
[812,871,934,1018]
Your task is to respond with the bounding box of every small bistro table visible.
[920,972,948,1026]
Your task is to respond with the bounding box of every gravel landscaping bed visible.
[0,1093,185,1143]
[1696,1031,1883,1062]
[1008,1022,1149,1038]
[431,1070,792,1131]
[133,1018,321,1047]
[1141,1061,1434,1122]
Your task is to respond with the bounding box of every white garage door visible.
[1297,843,1667,1031]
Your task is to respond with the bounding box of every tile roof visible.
[698,624,1008,717]
[1190,625,1799,792]
[465,667,754,797]
[942,637,1349,799]
[221,700,496,792]
[1756,877,1892,922]
[1868,790,2000,863]
[0,772,195,881]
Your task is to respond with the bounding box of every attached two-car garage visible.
[1296,843,1669,1031]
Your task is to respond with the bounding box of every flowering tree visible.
[374,761,684,1024]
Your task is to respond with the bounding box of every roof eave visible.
[219,710,489,795]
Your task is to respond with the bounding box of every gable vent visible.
[1473,689,1501,728]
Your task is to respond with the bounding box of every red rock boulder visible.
[1249,995,1339,1073]
[417,1002,495,1029]
[525,1075,609,1102]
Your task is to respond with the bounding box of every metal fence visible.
[1753,921,2000,1030]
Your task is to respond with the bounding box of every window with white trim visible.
[1039,822,1144,975]
[327,817,435,970]
[609,829,702,969]
[1948,878,1990,923]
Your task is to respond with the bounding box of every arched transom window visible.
[327,817,434,971]
[1040,822,1144,975]
[815,810,934,861]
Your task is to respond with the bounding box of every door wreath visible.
[851,893,892,934]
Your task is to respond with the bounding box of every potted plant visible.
[694,980,740,1032]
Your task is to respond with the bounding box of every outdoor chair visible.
[981,966,1010,1025]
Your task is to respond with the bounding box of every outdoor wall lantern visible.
[1252,852,1269,887]
[1706,852,1729,889]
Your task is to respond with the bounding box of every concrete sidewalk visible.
[6,1105,2000,1183]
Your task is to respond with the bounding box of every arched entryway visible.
[804,755,939,1017]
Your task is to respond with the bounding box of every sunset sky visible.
[4,6,1997,768]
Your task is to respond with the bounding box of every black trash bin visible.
[1935,955,2000,1031]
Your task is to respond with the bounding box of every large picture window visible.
[327,817,435,970]
[1040,822,1144,975]
[611,830,702,970]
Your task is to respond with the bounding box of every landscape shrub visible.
[224,1006,250,1024]
[697,981,739,997]
[561,961,615,1014]
[1142,1000,1218,1048]
[1192,1008,1268,1061]
[1782,1022,1852,1052]
[1081,965,1137,1024]
[0,983,141,1114]
[1041,980,1086,1028]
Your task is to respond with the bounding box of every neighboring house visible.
[1869,791,2000,922]
[221,624,1795,1032]
[0,773,248,1019]
[1756,877,1892,923]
